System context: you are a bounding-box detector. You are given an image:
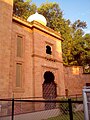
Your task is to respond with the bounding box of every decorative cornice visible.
[32,21,62,40]
[12,15,32,28]
[12,15,63,41]
[32,54,63,63]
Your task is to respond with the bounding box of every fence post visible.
[68,98,73,120]
[12,98,14,120]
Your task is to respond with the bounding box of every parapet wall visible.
[64,66,90,96]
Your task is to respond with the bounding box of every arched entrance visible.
[42,71,57,109]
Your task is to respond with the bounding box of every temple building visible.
[1,0,90,100]
[0,0,65,99]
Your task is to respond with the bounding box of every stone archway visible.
[42,71,57,109]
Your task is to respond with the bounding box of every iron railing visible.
[0,97,84,120]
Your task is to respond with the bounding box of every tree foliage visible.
[62,20,88,66]
[13,0,37,19]
[13,1,90,66]
[38,2,64,32]
[82,33,90,65]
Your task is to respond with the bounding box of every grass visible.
[47,111,84,120]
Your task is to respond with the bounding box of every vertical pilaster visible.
[0,0,13,98]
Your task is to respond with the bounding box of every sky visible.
[31,0,90,34]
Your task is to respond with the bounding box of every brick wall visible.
[10,22,65,98]
[64,66,90,96]
[0,0,13,98]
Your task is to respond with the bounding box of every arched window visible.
[44,71,54,83]
[46,45,52,55]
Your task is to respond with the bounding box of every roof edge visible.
[12,15,63,41]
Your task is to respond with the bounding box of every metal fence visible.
[0,98,84,120]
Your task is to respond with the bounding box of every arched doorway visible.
[42,71,57,109]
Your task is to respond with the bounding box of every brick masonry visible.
[64,66,90,96]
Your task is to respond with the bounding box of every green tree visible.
[61,20,73,65]
[62,20,87,65]
[38,2,64,32]
[82,33,90,65]
[13,0,37,19]
[70,20,87,65]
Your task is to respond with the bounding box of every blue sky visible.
[31,0,90,34]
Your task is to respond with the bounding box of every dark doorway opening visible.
[44,71,54,84]
[42,71,57,109]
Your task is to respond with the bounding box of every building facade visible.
[1,0,89,99]
[0,0,65,98]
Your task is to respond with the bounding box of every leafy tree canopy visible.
[13,0,37,19]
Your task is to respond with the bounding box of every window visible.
[16,63,22,87]
[17,36,23,57]
[15,34,24,90]
[46,45,52,55]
